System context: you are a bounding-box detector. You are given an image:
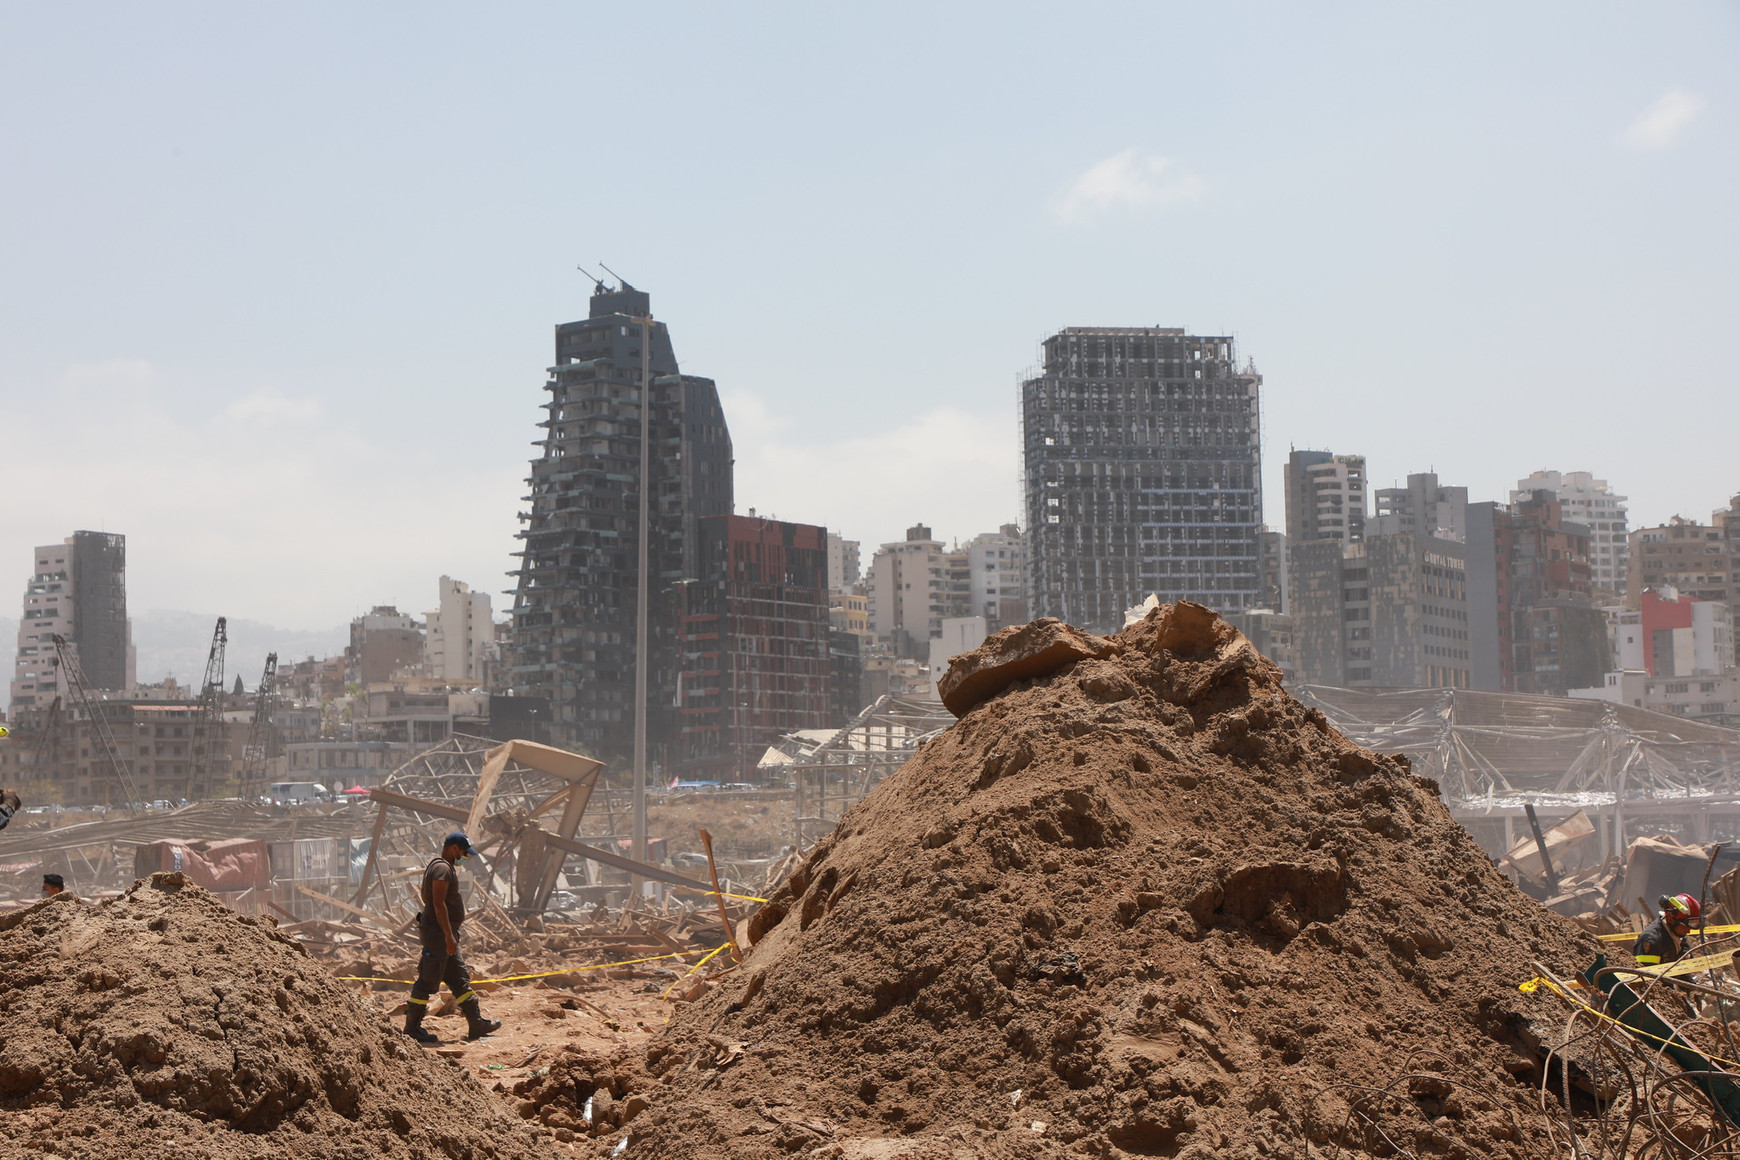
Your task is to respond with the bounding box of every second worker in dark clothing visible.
[404,830,501,1044]
[1633,892,1700,966]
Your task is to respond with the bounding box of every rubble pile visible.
[510,1044,650,1136]
[598,604,1596,1158]
[0,872,550,1160]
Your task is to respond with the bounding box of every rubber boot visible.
[403,1002,438,1044]
[460,998,501,1040]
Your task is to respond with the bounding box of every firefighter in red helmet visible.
[1633,893,1701,966]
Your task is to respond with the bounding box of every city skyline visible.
[2,4,1736,630]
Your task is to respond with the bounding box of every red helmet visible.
[1667,893,1701,920]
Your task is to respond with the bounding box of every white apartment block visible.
[867,525,948,658]
[1513,470,1629,600]
[1572,669,1740,726]
[9,542,76,710]
[928,616,989,699]
[9,535,135,712]
[1370,473,1468,541]
[424,576,494,683]
[826,533,861,594]
[965,524,1026,630]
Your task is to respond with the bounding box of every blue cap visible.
[443,831,473,854]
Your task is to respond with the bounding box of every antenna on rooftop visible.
[598,262,635,292]
[576,264,606,293]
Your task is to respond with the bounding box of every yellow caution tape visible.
[1518,976,1594,994]
[1517,951,1738,993]
[335,945,723,986]
[660,942,732,1000]
[1618,950,1737,979]
[476,948,719,984]
[1597,923,1740,942]
[1521,952,1735,999]
[1522,974,1740,1071]
[667,885,768,904]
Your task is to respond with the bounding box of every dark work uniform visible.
[410,856,475,1010]
[1632,916,1687,966]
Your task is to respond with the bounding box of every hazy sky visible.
[2,3,1735,632]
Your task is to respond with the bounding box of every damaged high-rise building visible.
[1467,489,1607,695]
[8,531,133,713]
[1022,327,1263,632]
[1291,471,1473,689]
[506,281,733,763]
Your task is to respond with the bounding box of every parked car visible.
[268,782,332,804]
[673,852,710,875]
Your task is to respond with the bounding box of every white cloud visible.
[221,388,325,427]
[721,389,1021,550]
[1055,148,1206,223]
[1618,89,1704,151]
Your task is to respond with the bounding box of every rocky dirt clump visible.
[0,872,552,1160]
[586,603,1596,1158]
[509,1043,650,1137]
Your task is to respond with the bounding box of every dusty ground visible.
[647,791,794,862]
[346,973,673,1150]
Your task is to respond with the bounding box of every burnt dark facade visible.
[70,531,129,692]
[506,282,733,763]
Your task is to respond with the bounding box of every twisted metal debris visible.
[1324,937,1740,1158]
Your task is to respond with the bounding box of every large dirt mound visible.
[603,604,1596,1158]
[0,872,551,1160]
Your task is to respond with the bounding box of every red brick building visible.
[675,516,831,782]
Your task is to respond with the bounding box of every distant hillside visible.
[130,611,349,689]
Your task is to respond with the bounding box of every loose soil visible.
[0,872,553,1160]
[590,604,1600,1158]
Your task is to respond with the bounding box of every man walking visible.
[404,830,501,1044]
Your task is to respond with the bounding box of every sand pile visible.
[0,872,551,1160]
[593,604,1596,1158]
